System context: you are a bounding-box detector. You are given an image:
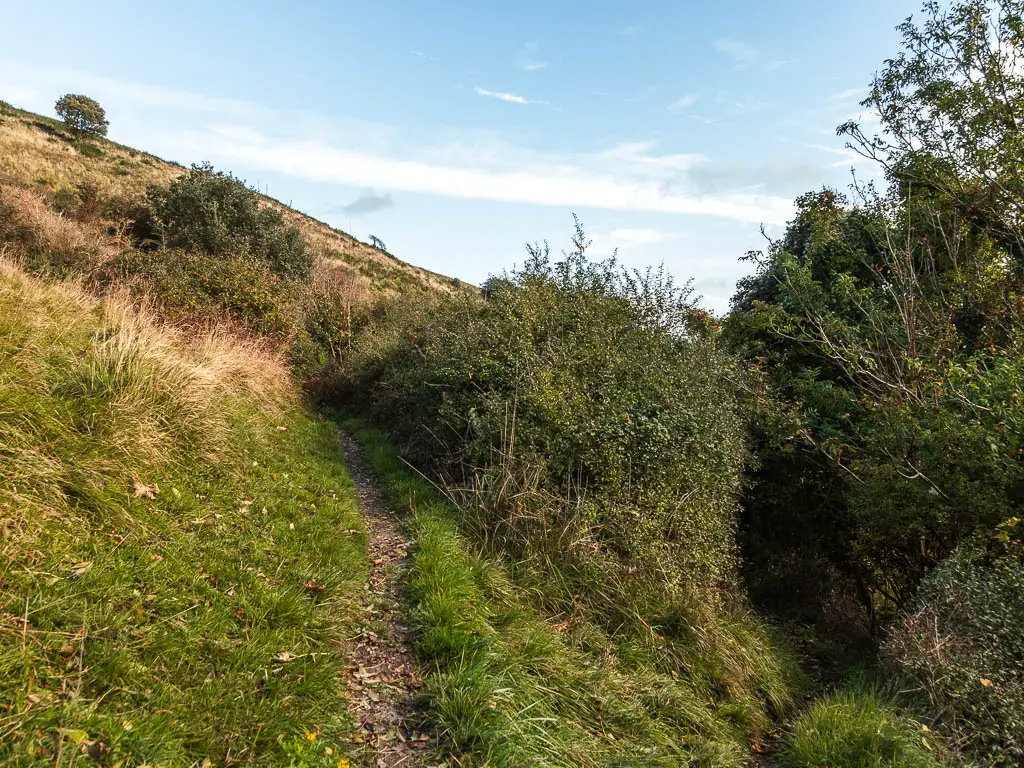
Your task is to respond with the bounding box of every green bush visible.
[117,248,293,335]
[886,518,1024,766]
[338,224,748,592]
[781,685,940,768]
[145,162,312,280]
[54,93,108,138]
[290,268,367,380]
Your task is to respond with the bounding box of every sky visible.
[0,0,921,311]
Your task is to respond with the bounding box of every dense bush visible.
[886,518,1024,765]
[290,266,368,379]
[338,225,747,591]
[54,93,108,138]
[146,162,312,280]
[727,188,1024,632]
[116,248,293,335]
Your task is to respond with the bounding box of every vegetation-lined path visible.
[339,430,429,768]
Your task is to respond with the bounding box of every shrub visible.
[338,224,747,592]
[146,163,312,280]
[117,248,293,335]
[0,184,118,279]
[781,684,940,768]
[886,518,1024,766]
[54,93,109,138]
[291,266,368,379]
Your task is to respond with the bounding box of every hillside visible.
[0,101,460,300]
[5,6,1024,761]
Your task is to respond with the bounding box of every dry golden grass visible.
[281,204,461,297]
[0,112,178,197]
[0,184,126,276]
[0,256,296,471]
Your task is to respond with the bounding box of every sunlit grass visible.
[341,416,804,767]
[781,683,942,768]
[0,262,366,766]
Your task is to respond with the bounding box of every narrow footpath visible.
[338,431,429,768]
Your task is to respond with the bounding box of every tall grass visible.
[0,185,124,279]
[0,261,365,766]
[343,417,804,766]
[781,683,942,768]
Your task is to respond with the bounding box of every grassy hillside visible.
[0,100,459,300]
[5,64,1014,766]
[0,259,366,765]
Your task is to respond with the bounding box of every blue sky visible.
[1,0,919,310]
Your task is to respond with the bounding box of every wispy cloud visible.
[591,228,669,251]
[713,38,758,64]
[515,42,548,72]
[618,24,642,36]
[332,189,394,215]
[712,38,786,72]
[829,86,865,101]
[194,127,792,224]
[474,87,532,104]
[668,94,697,112]
[598,140,704,171]
[1,62,794,225]
[410,50,440,62]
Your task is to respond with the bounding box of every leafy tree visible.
[54,94,108,138]
[146,162,312,280]
[727,187,1024,627]
[840,0,1024,273]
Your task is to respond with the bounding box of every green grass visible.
[341,416,804,767]
[781,683,942,768]
[0,263,366,766]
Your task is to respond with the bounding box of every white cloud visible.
[516,42,548,72]
[411,50,440,62]
[598,140,705,171]
[474,87,531,104]
[668,94,697,112]
[829,86,865,101]
[1,61,794,225]
[188,126,792,223]
[591,228,669,251]
[619,24,642,36]
[713,38,758,64]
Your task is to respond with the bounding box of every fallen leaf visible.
[132,480,159,499]
[980,677,994,687]
[70,561,93,577]
[273,651,296,663]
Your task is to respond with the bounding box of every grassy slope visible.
[0,101,459,300]
[0,261,366,766]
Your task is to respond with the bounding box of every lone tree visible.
[369,234,387,251]
[55,94,108,138]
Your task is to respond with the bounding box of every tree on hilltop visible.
[55,94,109,138]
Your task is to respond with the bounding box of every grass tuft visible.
[781,683,942,768]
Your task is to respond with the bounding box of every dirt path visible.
[338,431,430,768]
